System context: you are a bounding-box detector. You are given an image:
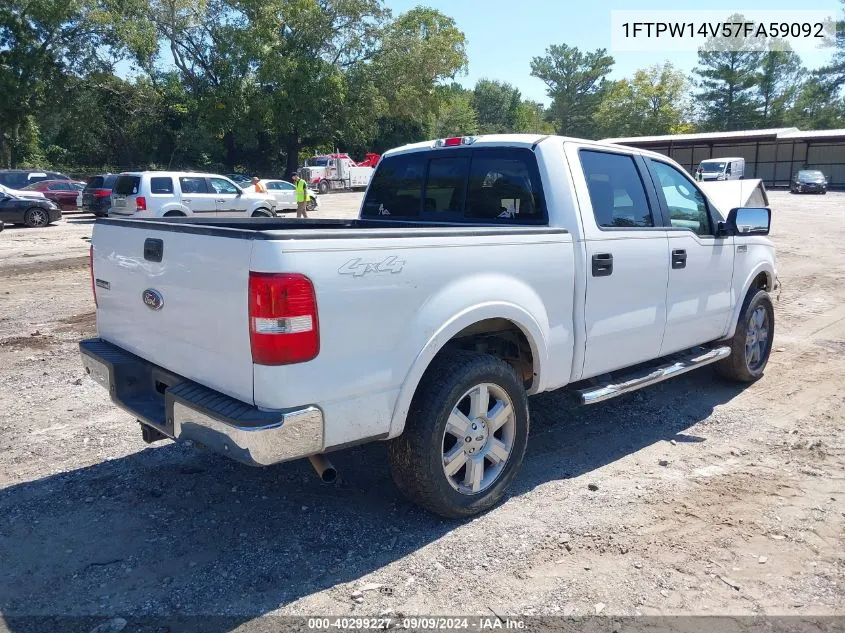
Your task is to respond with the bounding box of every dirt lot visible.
[0,191,843,628]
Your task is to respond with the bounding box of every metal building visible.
[605,128,845,189]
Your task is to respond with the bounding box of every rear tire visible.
[251,209,273,218]
[24,207,50,228]
[388,350,529,519]
[716,288,774,383]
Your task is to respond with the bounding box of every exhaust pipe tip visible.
[320,466,337,484]
[308,454,337,484]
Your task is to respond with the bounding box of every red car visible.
[22,179,86,210]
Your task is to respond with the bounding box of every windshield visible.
[310,157,329,167]
[700,162,726,173]
[798,170,824,180]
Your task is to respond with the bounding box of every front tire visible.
[318,180,330,195]
[24,207,50,228]
[388,350,529,518]
[306,199,317,212]
[717,288,774,383]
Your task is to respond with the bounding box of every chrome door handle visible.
[182,198,192,203]
[216,199,226,203]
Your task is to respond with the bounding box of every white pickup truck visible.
[80,134,777,518]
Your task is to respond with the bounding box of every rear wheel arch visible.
[387,306,546,439]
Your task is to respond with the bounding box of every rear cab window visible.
[114,175,141,196]
[361,147,547,224]
[579,150,654,229]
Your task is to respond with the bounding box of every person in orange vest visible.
[251,177,268,194]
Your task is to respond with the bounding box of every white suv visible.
[108,171,277,218]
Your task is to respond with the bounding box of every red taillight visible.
[90,245,97,307]
[135,196,147,211]
[249,272,319,365]
[94,189,111,197]
[443,137,462,146]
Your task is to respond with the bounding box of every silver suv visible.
[109,171,277,218]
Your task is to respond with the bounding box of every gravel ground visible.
[0,191,843,629]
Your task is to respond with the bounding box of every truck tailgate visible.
[91,222,255,404]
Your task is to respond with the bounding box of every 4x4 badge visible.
[339,256,405,277]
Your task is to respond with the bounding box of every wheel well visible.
[752,271,772,292]
[163,210,185,217]
[435,318,535,388]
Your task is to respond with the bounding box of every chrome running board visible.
[576,346,731,405]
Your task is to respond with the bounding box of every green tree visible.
[756,44,803,126]
[514,100,555,134]
[471,79,521,134]
[0,0,155,166]
[816,0,845,92]
[595,63,692,138]
[785,77,845,129]
[430,84,478,137]
[693,13,765,131]
[530,44,614,137]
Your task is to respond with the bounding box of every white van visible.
[109,171,277,218]
[695,157,745,181]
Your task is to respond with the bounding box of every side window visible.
[423,157,468,214]
[280,182,296,191]
[150,177,174,194]
[361,154,425,218]
[465,151,546,222]
[50,183,71,191]
[649,160,712,236]
[179,177,209,195]
[209,177,239,194]
[579,150,654,228]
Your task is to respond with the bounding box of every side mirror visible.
[727,207,771,236]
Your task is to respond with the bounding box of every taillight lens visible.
[249,272,319,365]
[94,189,111,197]
[90,245,97,307]
[135,196,147,211]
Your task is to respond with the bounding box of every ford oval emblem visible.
[142,288,164,311]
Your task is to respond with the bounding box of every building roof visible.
[778,129,845,140]
[603,128,797,144]
[604,127,845,145]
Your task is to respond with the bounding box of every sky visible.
[386,0,841,105]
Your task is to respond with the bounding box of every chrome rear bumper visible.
[79,338,323,466]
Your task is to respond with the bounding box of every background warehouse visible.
[606,128,845,189]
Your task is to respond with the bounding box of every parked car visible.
[0,182,46,200]
[0,191,61,227]
[226,173,252,185]
[790,169,827,194]
[107,171,277,218]
[258,179,319,212]
[0,170,70,189]
[81,134,776,518]
[22,179,86,210]
[82,174,119,217]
